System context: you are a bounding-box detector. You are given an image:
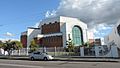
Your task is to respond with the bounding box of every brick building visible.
[20,31,27,48]
[21,16,89,48]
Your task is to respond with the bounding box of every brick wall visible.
[20,35,27,48]
[41,36,63,47]
[41,21,60,34]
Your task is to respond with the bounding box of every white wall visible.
[27,16,88,48]
[60,16,88,46]
[104,20,120,48]
[87,31,94,39]
[60,22,67,47]
[27,28,40,48]
[101,38,105,45]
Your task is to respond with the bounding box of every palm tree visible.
[29,39,38,53]
[11,41,23,50]
[0,40,3,48]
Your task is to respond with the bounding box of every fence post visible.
[95,46,99,57]
[11,50,13,55]
[80,47,84,57]
[24,48,26,55]
[18,49,20,55]
[43,47,46,53]
[54,47,56,57]
[26,48,29,55]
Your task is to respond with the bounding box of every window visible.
[117,24,120,36]
[34,52,41,55]
[72,26,83,46]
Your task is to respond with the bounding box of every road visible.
[0,59,120,68]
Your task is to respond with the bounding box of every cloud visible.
[46,0,120,26]
[33,22,39,28]
[45,0,120,38]
[89,24,113,38]
[3,32,15,37]
[45,10,56,18]
[0,38,19,42]
[33,20,42,28]
[56,0,120,27]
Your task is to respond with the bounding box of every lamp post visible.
[66,34,74,56]
[66,34,72,47]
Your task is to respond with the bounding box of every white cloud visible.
[3,32,15,37]
[0,38,19,42]
[56,0,120,27]
[45,11,50,18]
[33,20,42,28]
[33,22,39,28]
[46,0,120,27]
[46,0,119,38]
[89,24,113,38]
[45,10,56,18]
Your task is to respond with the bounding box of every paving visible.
[0,55,119,62]
[0,59,120,68]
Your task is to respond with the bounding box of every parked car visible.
[29,51,54,61]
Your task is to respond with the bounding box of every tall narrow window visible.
[117,24,120,36]
[72,26,83,46]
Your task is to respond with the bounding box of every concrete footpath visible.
[0,56,119,62]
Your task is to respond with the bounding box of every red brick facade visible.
[40,21,63,47]
[20,35,27,48]
[21,21,63,47]
[41,36,63,47]
[41,21,60,34]
[32,36,63,47]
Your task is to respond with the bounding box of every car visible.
[29,51,54,61]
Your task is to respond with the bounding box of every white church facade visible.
[27,16,88,48]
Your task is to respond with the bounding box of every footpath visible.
[0,55,119,62]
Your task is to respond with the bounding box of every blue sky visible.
[0,0,119,41]
[0,0,60,40]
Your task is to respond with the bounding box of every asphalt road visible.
[0,59,120,68]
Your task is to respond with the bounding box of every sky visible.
[0,0,120,41]
[0,0,60,40]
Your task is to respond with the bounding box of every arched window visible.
[117,24,120,36]
[72,26,83,46]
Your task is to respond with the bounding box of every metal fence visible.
[10,47,80,57]
[11,48,28,56]
[10,47,100,56]
[8,45,119,58]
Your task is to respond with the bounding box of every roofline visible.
[27,27,40,29]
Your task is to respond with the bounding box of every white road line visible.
[0,63,43,68]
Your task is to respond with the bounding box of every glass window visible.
[117,24,120,36]
[72,26,83,46]
[34,52,41,55]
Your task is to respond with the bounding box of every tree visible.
[11,41,23,50]
[29,39,38,53]
[3,40,13,56]
[0,40,3,48]
[2,40,22,56]
[66,39,75,52]
[84,42,90,47]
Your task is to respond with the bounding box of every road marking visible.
[0,63,43,68]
